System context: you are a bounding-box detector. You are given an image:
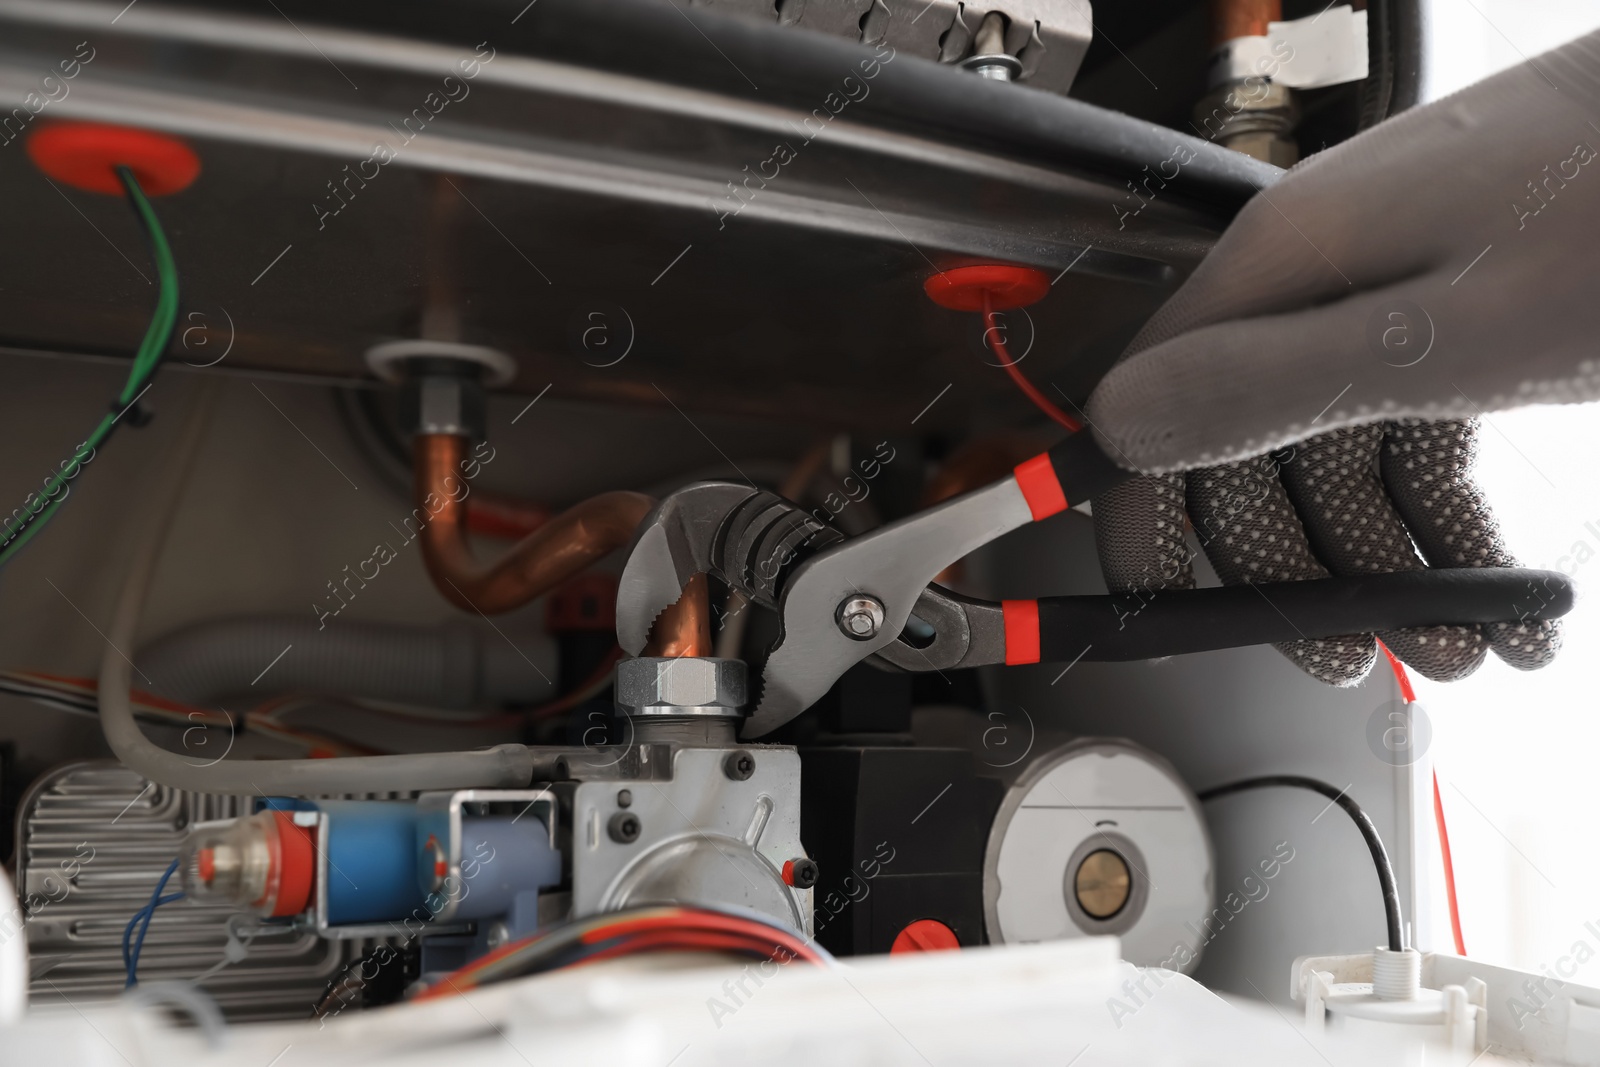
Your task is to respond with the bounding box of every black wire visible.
[1199,775,1404,952]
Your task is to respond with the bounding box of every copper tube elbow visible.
[413,434,710,655]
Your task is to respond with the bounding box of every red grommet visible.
[27,122,200,197]
[923,265,1051,312]
[891,919,961,954]
[269,810,316,917]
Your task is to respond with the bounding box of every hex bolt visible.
[785,858,819,889]
[724,750,756,781]
[836,595,886,641]
[607,811,642,844]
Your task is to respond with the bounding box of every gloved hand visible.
[1084,29,1600,683]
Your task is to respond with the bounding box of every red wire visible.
[575,909,818,957]
[412,907,823,1000]
[980,291,1081,433]
[1376,639,1466,956]
[1375,639,1418,704]
[574,930,797,968]
[1433,770,1468,956]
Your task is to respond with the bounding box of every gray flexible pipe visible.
[136,617,556,709]
[99,382,535,794]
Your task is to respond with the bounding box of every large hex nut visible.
[615,657,747,717]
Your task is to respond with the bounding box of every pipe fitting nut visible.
[616,657,747,718]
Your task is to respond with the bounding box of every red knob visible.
[890,918,961,953]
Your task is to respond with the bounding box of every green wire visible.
[0,168,180,569]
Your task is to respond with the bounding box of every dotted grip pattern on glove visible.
[1092,419,1560,685]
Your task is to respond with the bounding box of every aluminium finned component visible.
[15,762,367,1021]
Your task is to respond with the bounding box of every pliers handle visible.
[872,570,1575,672]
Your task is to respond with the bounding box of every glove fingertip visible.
[1276,634,1376,686]
[1382,625,1489,683]
[1487,618,1563,671]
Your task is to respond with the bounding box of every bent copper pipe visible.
[414,434,711,655]
[466,490,551,540]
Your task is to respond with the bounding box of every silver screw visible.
[836,595,886,640]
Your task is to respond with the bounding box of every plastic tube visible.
[98,383,535,795]
[136,616,556,708]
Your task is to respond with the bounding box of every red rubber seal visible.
[923,265,1051,312]
[891,919,961,954]
[27,122,200,197]
[1013,453,1068,520]
[1002,599,1041,665]
[269,810,316,918]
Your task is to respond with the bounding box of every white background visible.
[1418,0,1600,977]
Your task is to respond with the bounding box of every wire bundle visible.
[411,905,828,1001]
[0,666,620,757]
[0,669,229,727]
[0,670,370,756]
[123,858,184,988]
[0,167,180,569]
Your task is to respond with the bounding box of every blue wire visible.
[125,859,182,988]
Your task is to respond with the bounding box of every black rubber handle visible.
[1036,568,1573,662]
[1043,431,1136,507]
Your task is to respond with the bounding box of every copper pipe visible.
[414,434,710,655]
[644,573,712,658]
[467,490,552,540]
[1211,0,1280,46]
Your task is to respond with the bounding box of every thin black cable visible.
[1199,775,1404,952]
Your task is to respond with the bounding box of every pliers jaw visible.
[616,482,762,656]
[615,481,846,658]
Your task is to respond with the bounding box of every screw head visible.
[724,750,756,781]
[836,595,886,641]
[607,812,642,844]
[784,858,819,889]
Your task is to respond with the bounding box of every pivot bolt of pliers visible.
[836,595,886,640]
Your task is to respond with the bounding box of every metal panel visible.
[570,747,811,935]
[0,0,1241,433]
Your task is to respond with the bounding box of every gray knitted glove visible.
[1086,29,1600,683]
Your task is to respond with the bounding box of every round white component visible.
[365,339,517,386]
[984,739,1213,971]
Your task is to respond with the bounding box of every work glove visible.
[1084,28,1600,683]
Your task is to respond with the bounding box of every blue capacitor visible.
[318,800,429,926]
